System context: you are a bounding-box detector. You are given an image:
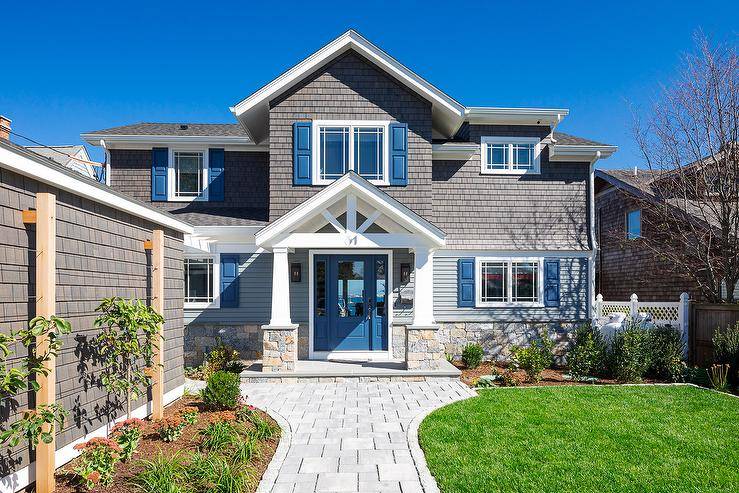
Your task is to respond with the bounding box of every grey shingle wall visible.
[433,125,592,250]
[0,167,184,475]
[109,149,270,226]
[268,51,433,221]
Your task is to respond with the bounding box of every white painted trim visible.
[431,143,477,160]
[167,147,210,202]
[183,254,221,309]
[312,121,391,186]
[434,249,593,257]
[549,144,617,162]
[81,133,261,148]
[308,249,393,361]
[0,384,184,493]
[475,257,545,308]
[480,136,541,175]
[274,233,429,249]
[0,144,193,234]
[465,107,569,126]
[255,172,445,248]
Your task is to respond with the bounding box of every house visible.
[23,144,105,182]
[595,166,739,301]
[81,30,616,372]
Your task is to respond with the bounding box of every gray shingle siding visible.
[0,167,184,474]
[109,149,269,226]
[268,51,434,222]
[432,124,592,250]
[433,255,589,322]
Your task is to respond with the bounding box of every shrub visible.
[713,322,739,385]
[610,322,651,382]
[72,437,122,489]
[684,366,710,387]
[647,325,686,382]
[199,420,240,452]
[111,418,145,461]
[155,416,186,442]
[180,406,199,425]
[511,330,554,382]
[201,370,241,410]
[568,322,607,378]
[500,369,519,387]
[133,452,189,493]
[205,340,244,377]
[709,364,730,392]
[462,343,484,369]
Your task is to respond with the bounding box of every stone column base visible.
[405,324,444,370]
[261,324,298,372]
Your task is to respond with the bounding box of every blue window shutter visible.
[151,147,168,201]
[220,254,240,308]
[293,122,312,185]
[544,259,560,307]
[209,148,225,201]
[457,258,475,307]
[389,122,408,186]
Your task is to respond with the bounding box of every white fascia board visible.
[432,143,478,160]
[81,133,265,151]
[0,145,193,234]
[549,144,618,162]
[465,107,569,126]
[255,173,445,247]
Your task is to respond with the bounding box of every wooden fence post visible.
[35,192,56,493]
[151,229,165,419]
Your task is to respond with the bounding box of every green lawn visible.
[419,385,739,493]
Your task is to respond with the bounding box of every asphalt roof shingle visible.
[85,122,248,137]
[552,131,610,146]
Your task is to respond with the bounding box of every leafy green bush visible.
[155,416,186,443]
[201,370,241,410]
[511,330,554,382]
[246,413,280,441]
[462,343,484,369]
[111,418,145,461]
[610,322,651,382]
[205,340,245,378]
[647,325,686,382]
[568,323,607,378]
[713,322,739,386]
[72,438,122,490]
[684,366,710,387]
[709,364,730,392]
[199,421,240,452]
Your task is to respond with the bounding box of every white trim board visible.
[0,384,185,493]
[308,249,394,361]
[0,144,193,234]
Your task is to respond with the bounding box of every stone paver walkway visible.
[242,381,476,493]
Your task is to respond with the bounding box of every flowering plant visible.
[72,438,121,489]
[180,406,199,425]
[154,416,185,442]
[111,418,145,461]
[235,404,257,423]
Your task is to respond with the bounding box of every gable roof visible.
[231,29,467,143]
[84,122,248,137]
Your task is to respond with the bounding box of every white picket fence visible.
[594,292,690,350]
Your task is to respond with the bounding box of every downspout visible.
[100,139,111,186]
[588,151,602,319]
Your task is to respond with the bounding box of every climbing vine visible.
[94,297,164,418]
[0,315,71,448]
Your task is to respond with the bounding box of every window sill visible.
[313,179,390,186]
[480,169,540,176]
[167,195,208,202]
[184,301,219,310]
[475,302,545,308]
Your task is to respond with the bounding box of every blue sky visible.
[1,0,735,168]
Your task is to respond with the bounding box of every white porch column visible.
[261,246,298,373]
[268,247,294,327]
[411,247,436,326]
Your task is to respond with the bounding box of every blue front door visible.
[314,254,388,352]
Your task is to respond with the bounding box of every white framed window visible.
[476,257,543,307]
[184,256,220,309]
[168,148,209,201]
[313,120,389,185]
[626,209,642,240]
[481,137,541,175]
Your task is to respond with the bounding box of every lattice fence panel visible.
[602,302,630,316]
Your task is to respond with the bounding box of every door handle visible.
[367,298,373,321]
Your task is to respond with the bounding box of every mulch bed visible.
[54,397,279,493]
[457,362,623,387]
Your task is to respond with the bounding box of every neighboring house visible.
[595,167,739,301]
[81,30,616,370]
[24,144,105,182]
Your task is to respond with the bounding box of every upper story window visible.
[481,136,541,175]
[477,258,542,307]
[314,121,389,185]
[184,256,219,308]
[169,149,209,201]
[626,209,642,239]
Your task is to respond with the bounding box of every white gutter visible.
[81,133,262,148]
[589,151,602,318]
[465,107,569,126]
[0,144,193,234]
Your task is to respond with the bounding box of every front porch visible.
[255,173,448,374]
[239,358,461,383]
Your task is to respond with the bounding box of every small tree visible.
[94,297,164,418]
[631,32,738,302]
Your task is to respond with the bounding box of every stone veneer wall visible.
[262,327,298,372]
[394,322,578,366]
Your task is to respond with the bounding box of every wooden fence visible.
[689,303,739,367]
